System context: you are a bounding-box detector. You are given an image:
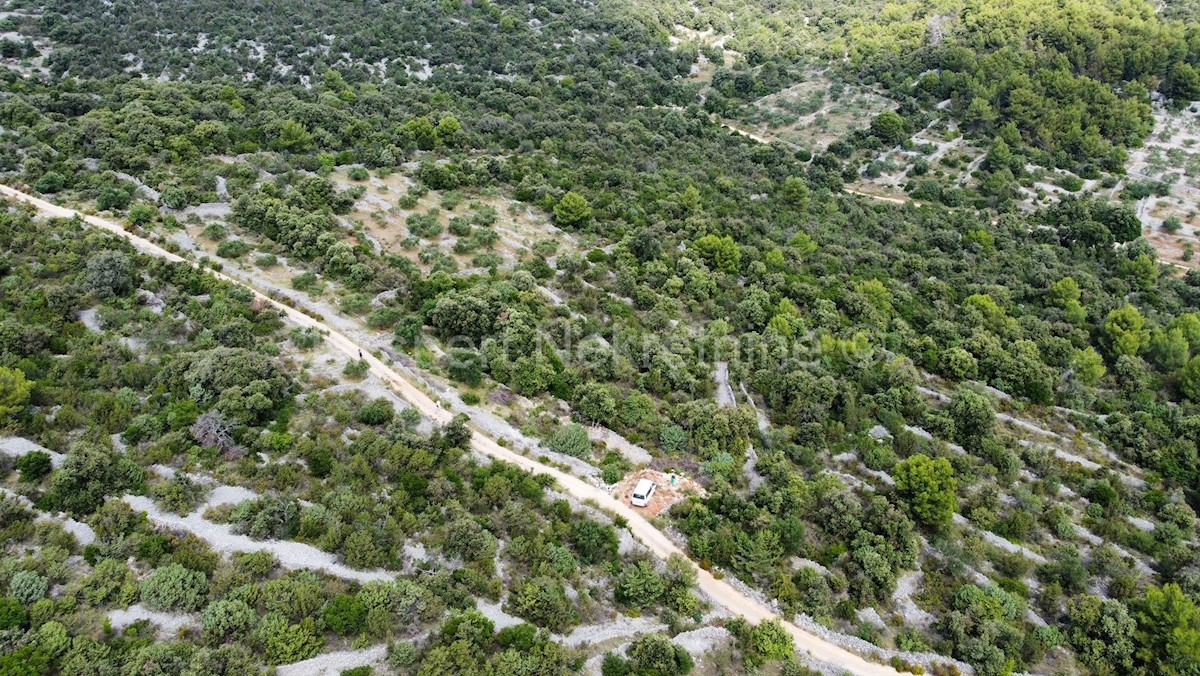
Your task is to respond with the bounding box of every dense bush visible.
[140,564,209,612]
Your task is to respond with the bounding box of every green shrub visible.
[253,611,323,665]
[9,571,48,605]
[496,623,538,651]
[140,563,209,611]
[322,594,367,636]
[570,520,619,564]
[367,307,403,329]
[506,576,579,629]
[388,642,418,669]
[627,633,693,676]
[862,443,896,471]
[129,203,157,226]
[15,452,51,483]
[290,327,324,350]
[406,211,442,238]
[149,474,206,515]
[35,171,65,194]
[616,561,665,608]
[441,191,464,210]
[338,293,373,315]
[547,423,591,458]
[601,652,630,676]
[292,272,320,292]
[216,239,252,259]
[447,349,484,386]
[202,598,257,641]
[358,398,394,426]
[202,223,228,241]
[601,465,623,484]
[343,359,369,378]
[0,597,27,630]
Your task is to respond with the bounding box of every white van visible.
[631,479,658,507]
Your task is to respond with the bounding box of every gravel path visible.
[474,600,525,630]
[739,382,770,434]
[713,361,736,408]
[123,494,397,583]
[115,172,161,201]
[892,572,935,627]
[587,425,653,465]
[560,615,667,648]
[915,385,949,403]
[108,604,197,639]
[744,445,767,491]
[203,484,258,509]
[0,487,96,545]
[953,513,1048,564]
[1128,516,1156,532]
[275,645,388,676]
[0,437,65,467]
[1,184,908,676]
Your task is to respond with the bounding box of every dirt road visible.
[0,184,902,675]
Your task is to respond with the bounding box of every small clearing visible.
[614,469,704,517]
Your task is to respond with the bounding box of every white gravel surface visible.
[1128,516,1156,532]
[713,362,737,408]
[203,484,258,509]
[903,425,933,441]
[474,600,525,630]
[857,607,885,628]
[107,604,197,639]
[672,626,732,656]
[275,644,388,676]
[1074,524,1104,546]
[115,172,161,201]
[560,615,667,647]
[78,308,103,332]
[739,382,770,434]
[860,466,895,486]
[48,513,96,546]
[588,426,653,465]
[180,202,232,219]
[915,385,950,403]
[793,557,830,574]
[0,437,65,467]
[892,571,936,627]
[901,425,967,455]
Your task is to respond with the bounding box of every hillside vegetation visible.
[0,0,1198,674]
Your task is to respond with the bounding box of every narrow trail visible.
[0,185,904,675]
